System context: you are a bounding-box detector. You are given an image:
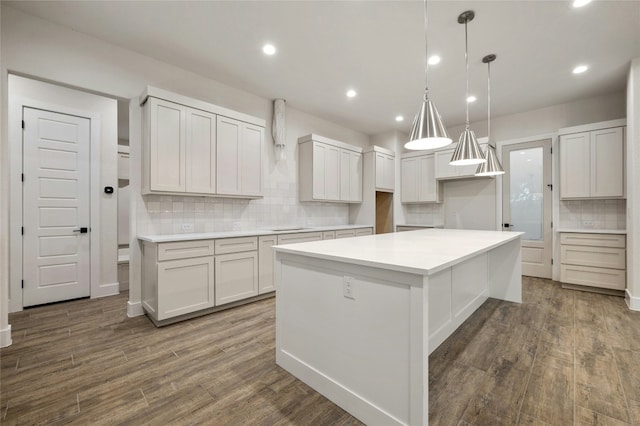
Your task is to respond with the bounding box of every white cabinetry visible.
[117,145,130,180]
[559,232,626,291]
[401,153,440,203]
[258,236,277,294]
[435,145,486,180]
[335,229,356,239]
[141,87,264,198]
[375,151,395,192]
[214,237,259,305]
[216,116,263,197]
[142,240,215,322]
[277,232,323,245]
[298,134,363,203]
[559,121,625,199]
[355,228,373,236]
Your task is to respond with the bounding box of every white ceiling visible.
[6,0,640,136]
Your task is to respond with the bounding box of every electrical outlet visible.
[343,276,355,300]
[583,220,594,228]
[232,221,241,231]
[181,223,194,231]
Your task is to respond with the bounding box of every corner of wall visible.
[0,324,12,348]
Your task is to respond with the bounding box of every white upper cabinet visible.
[145,97,186,193]
[559,120,625,199]
[298,134,363,203]
[216,116,264,197]
[375,152,395,192]
[186,108,216,194]
[434,145,486,180]
[140,87,265,198]
[401,153,440,203]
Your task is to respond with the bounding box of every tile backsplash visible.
[559,199,626,230]
[403,204,445,226]
[136,182,349,235]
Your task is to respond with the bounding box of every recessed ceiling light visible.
[428,55,441,65]
[467,96,477,103]
[262,44,276,55]
[346,89,357,98]
[572,0,592,8]
[395,115,404,122]
[573,65,589,74]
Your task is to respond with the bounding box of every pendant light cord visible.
[464,18,470,129]
[487,60,492,148]
[423,0,429,99]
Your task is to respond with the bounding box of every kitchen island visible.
[274,229,522,426]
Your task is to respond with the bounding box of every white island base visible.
[274,229,522,426]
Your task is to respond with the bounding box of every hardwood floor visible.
[2,277,640,425]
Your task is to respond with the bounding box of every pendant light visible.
[404,0,452,150]
[450,11,486,166]
[476,54,505,176]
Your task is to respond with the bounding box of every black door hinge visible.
[550,147,553,154]
[551,221,553,228]
[21,173,24,182]
[21,227,24,235]
[21,280,24,289]
[551,258,554,265]
[21,120,25,129]
[547,184,553,191]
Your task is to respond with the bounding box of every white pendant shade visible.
[475,144,504,176]
[450,128,485,165]
[405,98,452,150]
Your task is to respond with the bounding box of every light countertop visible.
[556,228,626,234]
[138,224,373,243]
[396,224,444,228]
[274,228,523,276]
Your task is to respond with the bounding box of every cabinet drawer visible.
[559,233,625,248]
[322,231,336,240]
[335,229,356,239]
[277,232,323,245]
[355,228,373,236]
[214,236,258,254]
[560,264,625,291]
[157,240,215,261]
[560,245,625,269]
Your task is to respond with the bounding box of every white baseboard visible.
[127,300,144,317]
[625,289,640,311]
[92,282,120,299]
[1,325,13,348]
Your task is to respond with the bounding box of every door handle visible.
[503,223,513,228]
[73,227,89,234]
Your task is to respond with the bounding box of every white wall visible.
[0,5,371,324]
[443,179,496,230]
[626,58,640,310]
[0,3,9,347]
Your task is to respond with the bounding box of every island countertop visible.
[274,228,523,276]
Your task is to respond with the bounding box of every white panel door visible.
[312,142,327,199]
[325,144,340,201]
[502,139,552,279]
[559,132,590,198]
[22,107,91,306]
[349,151,362,202]
[186,108,216,194]
[401,158,417,202]
[418,155,437,202]
[241,123,264,197]
[258,236,276,293]
[215,251,258,305]
[216,116,242,195]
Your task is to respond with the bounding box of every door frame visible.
[9,96,102,312]
[494,132,561,281]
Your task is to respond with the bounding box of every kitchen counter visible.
[138,224,373,243]
[275,228,522,276]
[274,228,522,425]
[556,228,626,234]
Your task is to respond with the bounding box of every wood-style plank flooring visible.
[2,277,640,425]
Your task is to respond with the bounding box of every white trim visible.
[0,325,12,348]
[127,300,144,317]
[297,134,363,152]
[626,289,640,311]
[364,145,395,156]
[558,118,626,136]
[139,86,266,127]
[92,282,119,299]
[9,94,103,311]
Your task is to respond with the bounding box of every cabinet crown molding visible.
[558,118,626,136]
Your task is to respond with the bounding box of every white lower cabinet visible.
[142,240,215,322]
[215,251,258,305]
[559,232,626,291]
[335,229,356,239]
[258,236,277,293]
[355,228,373,236]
